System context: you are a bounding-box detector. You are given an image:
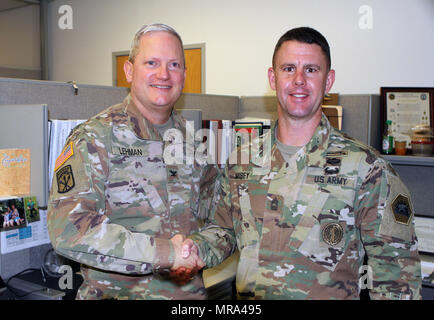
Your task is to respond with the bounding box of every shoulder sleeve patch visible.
[50,141,89,198]
[56,164,75,193]
[54,142,74,172]
[378,172,415,242]
[391,194,412,225]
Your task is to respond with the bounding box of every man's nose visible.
[157,64,170,80]
[294,70,306,86]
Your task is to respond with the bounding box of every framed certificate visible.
[380,87,434,147]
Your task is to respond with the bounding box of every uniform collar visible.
[303,113,333,168]
[253,113,332,171]
[122,94,186,141]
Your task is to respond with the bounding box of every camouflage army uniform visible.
[47,94,215,300]
[190,114,422,300]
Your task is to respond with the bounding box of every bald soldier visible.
[178,27,422,299]
[47,23,210,300]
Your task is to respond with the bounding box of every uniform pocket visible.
[229,179,260,249]
[107,153,168,217]
[298,220,348,271]
[297,193,354,272]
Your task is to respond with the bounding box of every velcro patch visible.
[232,171,251,180]
[391,194,413,225]
[56,165,75,193]
[111,146,146,157]
[54,142,74,171]
[378,172,414,242]
[306,175,355,188]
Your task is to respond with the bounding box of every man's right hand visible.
[169,234,205,285]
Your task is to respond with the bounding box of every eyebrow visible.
[279,63,322,70]
[305,64,321,70]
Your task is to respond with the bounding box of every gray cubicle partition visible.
[0,78,241,280]
[0,79,128,280]
[0,77,430,288]
[0,78,241,121]
[0,78,128,119]
[0,104,49,209]
[175,92,240,120]
[238,94,382,151]
[340,94,381,152]
[239,95,277,120]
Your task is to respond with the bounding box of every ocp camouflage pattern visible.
[47,95,216,299]
[190,114,422,300]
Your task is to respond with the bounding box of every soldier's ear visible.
[268,67,277,91]
[325,69,335,94]
[123,60,134,83]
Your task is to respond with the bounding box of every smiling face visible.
[268,40,335,123]
[124,31,186,123]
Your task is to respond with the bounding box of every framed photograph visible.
[0,196,28,232]
[23,196,40,224]
[380,87,434,148]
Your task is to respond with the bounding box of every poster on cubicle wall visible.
[0,196,49,255]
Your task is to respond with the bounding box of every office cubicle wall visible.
[238,96,277,120]
[0,104,49,208]
[0,78,128,120]
[340,94,381,152]
[0,79,130,279]
[238,94,382,151]
[0,78,240,121]
[175,92,240,120]
[1,77,416,280]
[0,78,240,279]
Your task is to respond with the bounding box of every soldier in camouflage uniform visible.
[182,27,422,299]
[47,24,211,299]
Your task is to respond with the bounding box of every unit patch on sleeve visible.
[378,172,415,242]
[56,164,75,193]
[391,194,413,225]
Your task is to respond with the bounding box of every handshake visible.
[169,234,205,285]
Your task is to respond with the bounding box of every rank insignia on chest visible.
[326,151,348,157]
[56,164,75,193]
[321,222,344,246]
[391,194,413,225]
[270,197,279,211]
[324,157,341,175]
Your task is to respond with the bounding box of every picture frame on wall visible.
[380,87,434,149]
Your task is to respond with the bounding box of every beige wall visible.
[1,0,433,96]
[0,5,40,70]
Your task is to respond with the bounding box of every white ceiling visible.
[0,0,39,13]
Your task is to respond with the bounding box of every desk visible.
[0,254,239,300]
[0,269,82,300]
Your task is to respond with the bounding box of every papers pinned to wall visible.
[0,149,31,197]
[0,195,50,254]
